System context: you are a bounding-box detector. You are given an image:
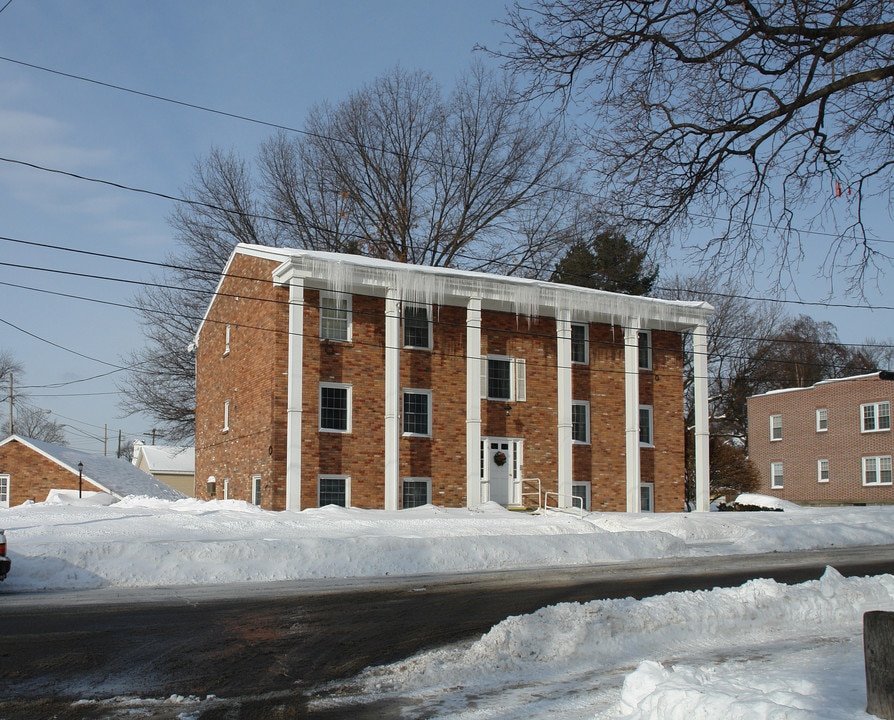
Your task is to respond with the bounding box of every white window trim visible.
[402,388,433,437]
[482,355,526,402]
[224,324,231,356]
[320,291,352,342]
[318,474,351,507]
[862,455,893,486]
[770,414,782,441]
[319,382,352,433]
[815,408,828,432]
[0,473,9,508]
[861,401,891,433]
[638,330,652,370]
[817,459,829,483]
[251,473,262,506]
[571,400,590,444]
[571,322,589,365]
[402,303,433,350]
[401,477,432,508]
[222,400,230,433]
[639,404,654,447]
[771,461,784,489]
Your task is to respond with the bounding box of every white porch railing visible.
[520,477,542,511]
[543,490,585,518]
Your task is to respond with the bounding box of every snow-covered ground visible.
[3,492,894,718]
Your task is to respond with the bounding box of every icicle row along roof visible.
[197,244,713,343]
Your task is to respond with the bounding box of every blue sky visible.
[0,1,890,453]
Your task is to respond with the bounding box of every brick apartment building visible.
[747,372,894,506]
[193,245,714,513]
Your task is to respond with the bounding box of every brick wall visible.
[0,440,104,504]
[747,375,894,505]
[194,253,286,506]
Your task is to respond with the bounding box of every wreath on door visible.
[493,450,507,466]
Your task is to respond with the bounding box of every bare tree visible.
[120,148,273,442]
[261,63,581,272]
[1,404,66,444]
[123,64,583,441]
[0,349,23,407]
[496,0,894,291]
[658,275,786,443]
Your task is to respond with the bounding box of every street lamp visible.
[77,461,83,498]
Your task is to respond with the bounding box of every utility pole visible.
[8,374,13,435]
[104,424,108,456]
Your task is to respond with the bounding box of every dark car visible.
[0,530,10,581]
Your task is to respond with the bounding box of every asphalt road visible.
[3,545,894,719]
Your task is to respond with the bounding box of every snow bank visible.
[325,569,894,719]
[4,496,894,592]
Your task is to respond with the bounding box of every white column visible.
[466,297,482,508]
[624,321,642,512]
[693,323,711,512]
[384,289,401,511]
[285,277,304,510]
[556,311,573,507]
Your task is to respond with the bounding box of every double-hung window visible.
[861,402,891,432]
[483,356,526,401]
[571,323,588,364]
[771,461,784,489]
[402,389,432,436]
[640,483,654,512]
[571,482,591,512]
[403,304,432,349]
[319,475,350,507]
[319,383,351,432]
[639,405,653,446]
[770,414,782,441]
[816,408,828,432]
[572,401,590,443]
[818,459,830,483]
[402,478,431,508]
[863,456,893,486]
[320,292,351,342]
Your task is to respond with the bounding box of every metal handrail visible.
[521,477,542,511]
[543,490,585,518]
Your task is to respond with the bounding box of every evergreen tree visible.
[551,230,657,295]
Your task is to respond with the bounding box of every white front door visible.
[483,439,522,506]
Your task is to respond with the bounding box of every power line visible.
[1,53,890,249]
[4,241,893,380]
[4,230,894,317]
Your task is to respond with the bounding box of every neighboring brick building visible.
[193,245,714,513]
[0,435,187,506]
[747,372,894,506]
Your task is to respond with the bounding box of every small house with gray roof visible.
[0,435,188,507]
